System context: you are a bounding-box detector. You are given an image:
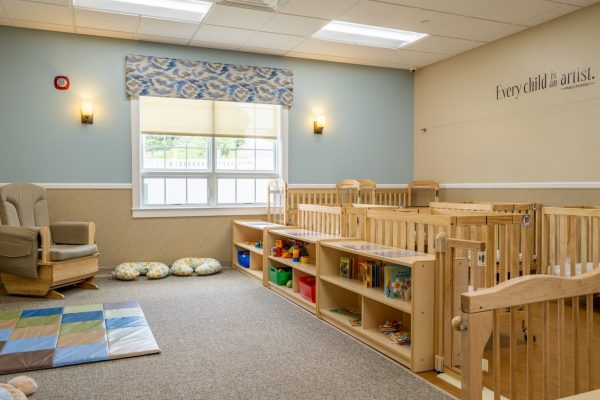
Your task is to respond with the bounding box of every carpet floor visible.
[0,269,451,400]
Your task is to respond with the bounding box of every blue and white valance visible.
[125,54,293,106]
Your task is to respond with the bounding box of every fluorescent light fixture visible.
[73,0,213,23]
[313,20,428,49]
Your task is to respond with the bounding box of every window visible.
[131,96,287,217]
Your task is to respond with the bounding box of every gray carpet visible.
[0,269,451,400]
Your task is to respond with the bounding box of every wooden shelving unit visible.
[265,227,341,314]
[318,240,435,372]
[232,220,282,285]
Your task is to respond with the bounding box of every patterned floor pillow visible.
[171,258,221,276]
[194,258,222,276]
[171,259,195,276]
[113,265,140,281]
[113,262,170,280]
[146,263,170,279]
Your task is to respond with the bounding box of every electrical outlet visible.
[482,358,489,372]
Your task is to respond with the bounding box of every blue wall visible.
[0,26,413,184]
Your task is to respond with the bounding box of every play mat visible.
[0,300,160,374]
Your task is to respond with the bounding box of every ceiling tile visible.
[74,9,139,33]
[192,24,254,46]
[476,22,526,42]
[135,33,190,45]
[243,32,305,51]
[238,45,287,56]
[279,0,360,19]
[472,0,560,25]
[203,4,273,30]
[2,0,72,25]
[287,50,413,69]
[11,18,74,32]
[403,35,486,55]
[31,0,70,6]
[339,1,462,34]
[190,40,241,51]
[520,3,579,26]
[261,14,327,36]
[380,0,499,17]
[137,17,198,39]
[75,26,135,39]
[557,0,598,5]
[435,16,514,41]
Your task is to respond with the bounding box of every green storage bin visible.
[269,266,292,286]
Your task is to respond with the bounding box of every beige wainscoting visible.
[437,188,600,206]
[47,189,252,268]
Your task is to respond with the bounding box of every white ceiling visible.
[0,0,598,70]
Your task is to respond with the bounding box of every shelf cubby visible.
[318,240,435,372]
[232,220,282,285]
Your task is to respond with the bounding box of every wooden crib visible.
[456,268,600,400]
[362,209,533,372]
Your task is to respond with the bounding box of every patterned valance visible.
[125,55,293,106]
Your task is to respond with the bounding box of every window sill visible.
[131,206,267,218]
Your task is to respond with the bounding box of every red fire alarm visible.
[54,76,70,90]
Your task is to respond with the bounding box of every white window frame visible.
[130,96,288,218]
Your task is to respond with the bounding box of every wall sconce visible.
[313,115,325,134]
[81,102,94,125]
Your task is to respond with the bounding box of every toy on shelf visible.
[330,307,362,326]
[271,240,308,263]
[292,245,300,262]
[254,241,263,249]
[379,321,410,346]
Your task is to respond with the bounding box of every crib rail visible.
[541,207,600,277]
[457,269,600,400]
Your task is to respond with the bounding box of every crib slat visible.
[549,214,556,275]
[509,306,518,400]
[573,295,580,394]
[582,218,588,273]
[486,226,496,287]
[559,215,568,276]
[558,298,565,397]
[385,220,392,246]
[427,224,434,254]
[493,309,501,400]
[408,222,416,251]
[593,217,600,269]
[542,300,550,400]
[400,221,407,249]
[585,293,593,391]
[417,223,425,253]
[526,304,534,400]
[568,216,577,276]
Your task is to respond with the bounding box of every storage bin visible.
[268,266,292,286]
[237,251,250,268]
[299,276,316,303]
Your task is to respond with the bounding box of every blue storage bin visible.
[237,250,250,268]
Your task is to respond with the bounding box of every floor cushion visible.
[113,266,140,281]
[170,259,194,276]
[193,258,222,276]
[113,262,170,280]
[171,258,221,276]
[146,263,170,279]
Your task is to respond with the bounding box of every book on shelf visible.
[383,265,411,299]
[339,257,353,279]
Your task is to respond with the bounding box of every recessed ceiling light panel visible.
[313,20,428,49]
[73,0,213,23]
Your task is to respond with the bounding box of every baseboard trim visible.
[0,183,132,189]
[440,182,600,190]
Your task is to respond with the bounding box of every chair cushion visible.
[49,244,98,261]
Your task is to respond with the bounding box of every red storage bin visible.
[299,276,316,303]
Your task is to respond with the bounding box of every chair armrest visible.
[50,222,96,245]
[0,226,41,277]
